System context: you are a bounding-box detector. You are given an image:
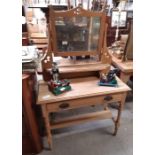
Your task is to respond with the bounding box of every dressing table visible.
[37,6,130,149]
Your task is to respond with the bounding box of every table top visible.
[109,49,133,73]
[37,76,130,104]
[30,33,47,38]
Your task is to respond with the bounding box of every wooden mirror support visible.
[41,6,111,81]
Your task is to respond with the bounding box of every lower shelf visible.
[50,109,112,129]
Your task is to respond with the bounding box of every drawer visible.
[46,93,123,112]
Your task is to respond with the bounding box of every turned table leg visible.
[113,93,127,136]
[41,105,52,149]
[103,103,108,110]
[113,102,122,136]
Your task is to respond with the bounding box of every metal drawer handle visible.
[59,103,69,109]
[104,96,113,101]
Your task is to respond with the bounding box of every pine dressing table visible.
[37,6,130,149]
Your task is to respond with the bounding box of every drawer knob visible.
[104,96,113,101]
[59,103,69,109]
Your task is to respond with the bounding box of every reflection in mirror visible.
[55,16,101,52]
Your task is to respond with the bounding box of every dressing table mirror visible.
[41,6,112,81]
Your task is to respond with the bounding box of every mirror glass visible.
[55,16,101,52]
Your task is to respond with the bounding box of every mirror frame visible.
[48,6,107,56]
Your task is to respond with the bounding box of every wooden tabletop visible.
[30,33,47,39]
[37,76,130,104]
[109,49,133,73]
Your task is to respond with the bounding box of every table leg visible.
[41,105,52,149]
[113,93,127,135]
[103,103,108,110]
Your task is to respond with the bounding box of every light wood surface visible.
[54,57,101,67]
[113,92,127,135]
[36,7,131,149]
[38,76,130,149]
[29,33,48,49]
[30,38,48,44]
[108,49,133,83]
[45,57,110,74]
[30,33,47,38]
[56,63,110,74]
[109,49,133,73]
[42,105,52,149]
[46,93,122,112]
[37,76,130,104]
[50,110,112,129]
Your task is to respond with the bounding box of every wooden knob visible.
[59,103,69,109]
[104,96,113,101]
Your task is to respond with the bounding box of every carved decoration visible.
[101,24,112,64]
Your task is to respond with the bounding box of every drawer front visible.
[47,93,123,112]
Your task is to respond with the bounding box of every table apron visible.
[46,93,123,112]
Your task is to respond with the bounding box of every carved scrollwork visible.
[73,7,82,15]
[101,47,112,64]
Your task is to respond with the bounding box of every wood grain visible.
[109,49,133,73]
[50,110,112,129]
[22,74,43,153]
[55,63,110,74]
[46,93,122,112]
[37,76,130,104]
